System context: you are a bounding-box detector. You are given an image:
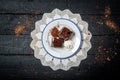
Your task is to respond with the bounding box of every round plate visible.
[42,18,82,59]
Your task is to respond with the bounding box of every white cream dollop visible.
[64,40,74,49]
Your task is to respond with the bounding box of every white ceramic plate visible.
[30,9,92,71]
[42,18,82,59]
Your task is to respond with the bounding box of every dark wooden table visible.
[0,0,120,80]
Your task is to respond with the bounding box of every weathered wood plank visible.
[0,55,119,79]
[0,15,119,35]
[0,1,96,14]
[0,0,99,3]
[0,1,109,15]
[0,35,32,55]
[0,55,95,78]
[0,35,119,55]
[0,0,120,15]
[0,55,100,78]
[0,15,41,35]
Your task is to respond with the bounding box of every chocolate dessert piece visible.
[58,27,73,41]
[49,26,74,48]
[51,27,59,37]
[52,37,64,47]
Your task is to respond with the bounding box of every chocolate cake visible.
[50,26,74,48]
[52,37,64,47]
[58,27,73,41]
[51,27,59,37]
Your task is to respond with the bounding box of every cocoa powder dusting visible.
[15,25,25,36]
[104,7,111,18]
[105,19,118,30]
[96,6,120,32]
[15,15,35,37]
[106,56,111,61]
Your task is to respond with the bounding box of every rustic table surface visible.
[0,0,120,80]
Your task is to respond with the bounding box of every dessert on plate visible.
[30,9,92,71]
[49,26,74,49]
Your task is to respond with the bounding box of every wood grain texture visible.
[0,1,99,14]
[0,15,119,35]
[0,55,119,79]
[0,35,119,55]
[0,55,95,79]
[0,0,120,15]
